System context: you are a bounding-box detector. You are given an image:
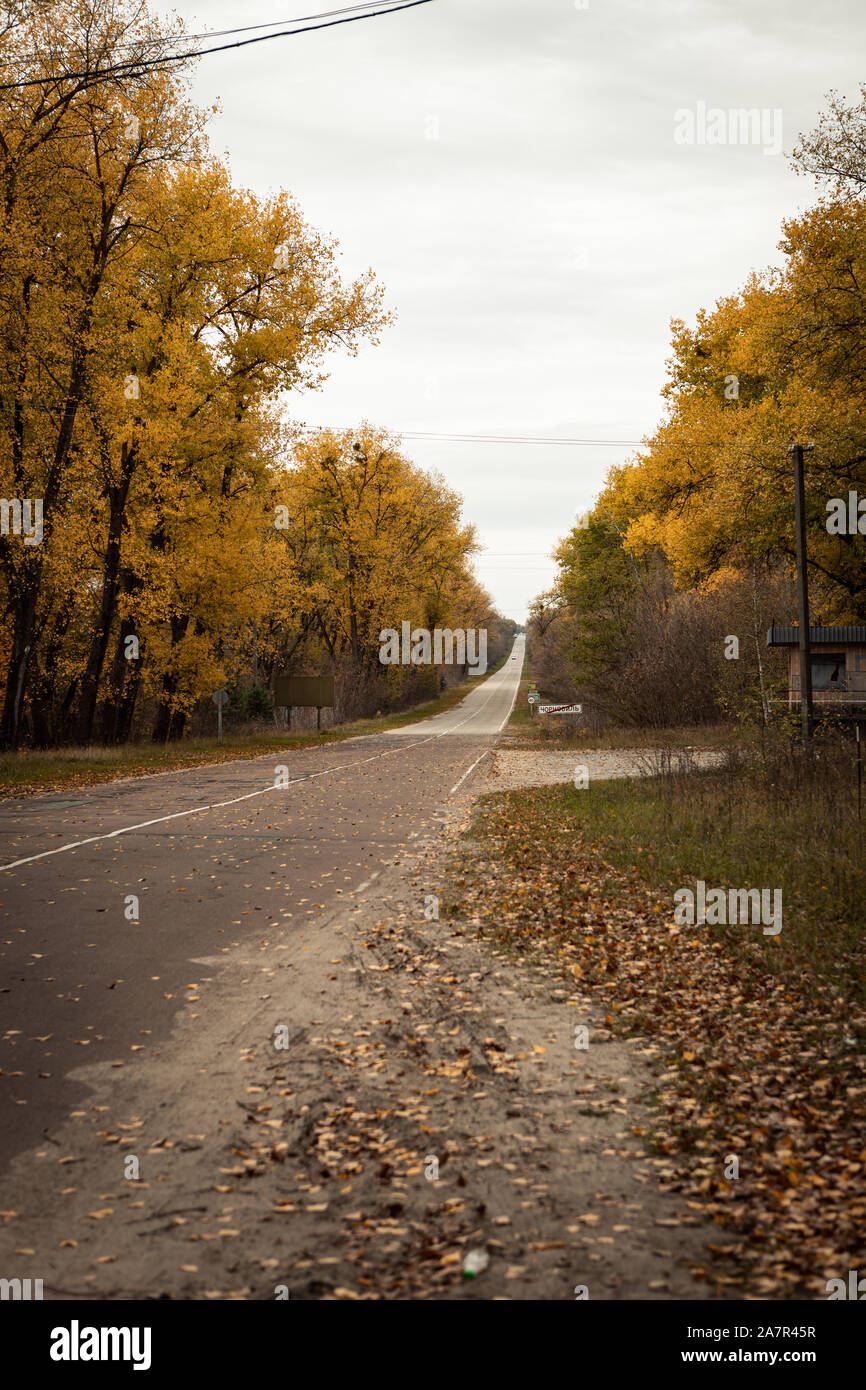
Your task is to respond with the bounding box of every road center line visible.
[447,665,521,796]
[0,661,519,873]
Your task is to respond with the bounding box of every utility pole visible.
[789,443,813,745]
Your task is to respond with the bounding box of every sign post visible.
[273,675,335,735]
[789,442,814,746]
[212,688,228,742]
[538,703,582,716]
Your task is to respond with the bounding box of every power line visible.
[294,424,661,447]
[0,2,407,66]
[395,428,819,451]
[401,430,647,446]
[0,0,434,92]
[300,425,722,447]
[294,423,854,451]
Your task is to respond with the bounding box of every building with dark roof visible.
[766,626,866,717]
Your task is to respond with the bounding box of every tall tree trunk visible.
[28,596,76,746]
[0,568,39,748]
[315,610,337,661]
[98,570,144,744]
[70,444,136,743]
[152,613,191,743]
[0,307,97,747]
[347,552,360,664]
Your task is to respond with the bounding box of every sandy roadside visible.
[0,782,725,1301]
[488,747,726,791]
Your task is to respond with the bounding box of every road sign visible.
[212,688,228,743]
[538,703,582,715]
[274,674,335,733]
[527,692,540,703]
[273,674,334,709]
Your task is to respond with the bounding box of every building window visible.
[810,653,845,691]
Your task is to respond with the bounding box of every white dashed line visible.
[0,657,521,873]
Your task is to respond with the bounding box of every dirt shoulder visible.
[0,802,721,1302]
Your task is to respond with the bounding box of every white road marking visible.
[0,651,522,873]
[449,749,493,797]
[352,869,382,895]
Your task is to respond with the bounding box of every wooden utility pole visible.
[789,443,813,745]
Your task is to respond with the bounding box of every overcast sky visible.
[170,0,864,620]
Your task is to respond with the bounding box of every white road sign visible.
[538,703,582,715]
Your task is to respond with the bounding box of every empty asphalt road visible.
[0,640,523,1175]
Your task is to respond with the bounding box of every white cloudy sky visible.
[168,0,864,619]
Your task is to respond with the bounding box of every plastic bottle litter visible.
[462,1249,489,1279]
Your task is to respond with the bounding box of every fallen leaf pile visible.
[223,1018,551,1298]
[447,787,866,1298]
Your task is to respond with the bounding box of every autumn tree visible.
[601,200,866,618]
[0,4,516,748]
[531,92,866,730]
[262,425,486,714]
[0,0,204,746]
[0,2,389,746]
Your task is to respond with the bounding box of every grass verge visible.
[446,746,865,1296]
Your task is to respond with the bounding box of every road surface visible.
[0,639,523,1173]
[0,633,722,1300]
